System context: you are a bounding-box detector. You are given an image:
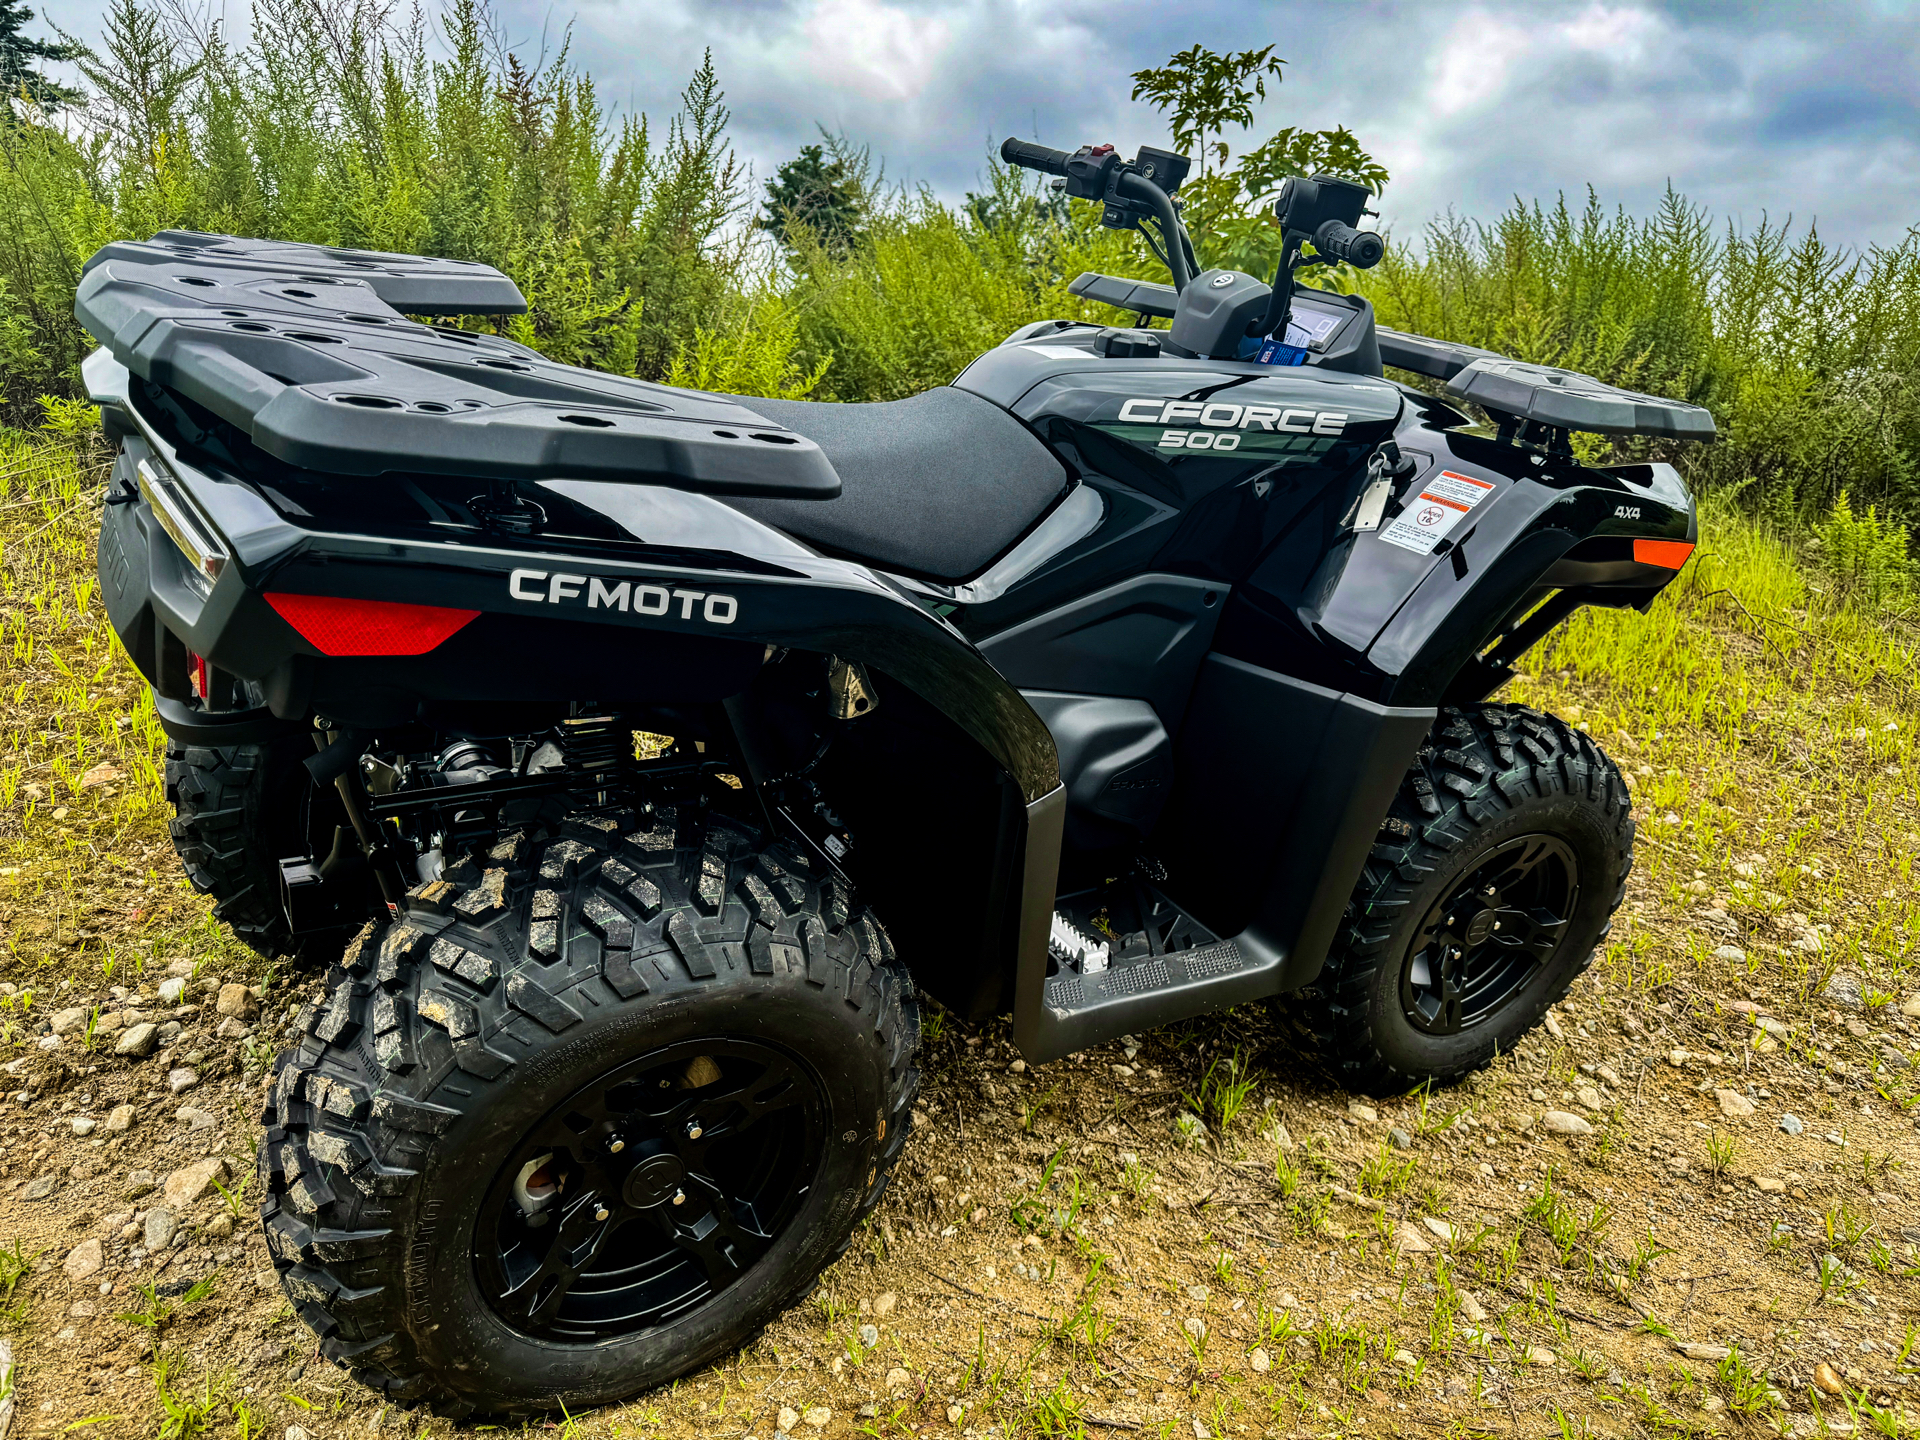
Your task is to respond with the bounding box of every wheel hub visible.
[475,1037,823,1342]
[1462,909,1497,947]
[622,1151,687,1209]
[1399,833,1580,1037]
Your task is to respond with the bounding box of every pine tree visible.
[0,0,82,117]
[761,141,868,256]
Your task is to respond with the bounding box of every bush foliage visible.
[7,0,1916,544]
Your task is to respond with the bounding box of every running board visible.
[1011,884,1284,1063]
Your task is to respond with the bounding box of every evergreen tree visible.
[761,140,867,255]
[0,0,81,117]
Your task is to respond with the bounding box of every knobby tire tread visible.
[1271,702,1634,1095]
[165,739,296,958]
[256,807,919,1418]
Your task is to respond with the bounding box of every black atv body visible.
[83,229,1696,1063]
[77,144,1710,1413]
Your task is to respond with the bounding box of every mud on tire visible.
[257,805,919,1418]
[1271,703,1634,1097]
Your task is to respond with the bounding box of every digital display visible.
[1283,306,1345,351]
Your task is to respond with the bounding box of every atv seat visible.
[730,388,1069,581]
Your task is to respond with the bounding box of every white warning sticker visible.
[1379,470,1496,554]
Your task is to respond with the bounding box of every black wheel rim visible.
[1400,833,1579,1037]
[475,1037,823,1341]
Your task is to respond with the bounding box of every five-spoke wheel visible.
[1400,833,1579,1036]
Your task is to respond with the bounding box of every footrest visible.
[1018,885,1283,1062]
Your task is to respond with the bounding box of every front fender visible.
[1215,394,1696,706]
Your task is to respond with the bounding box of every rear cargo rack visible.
[76,232,841,498]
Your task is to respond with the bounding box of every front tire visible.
[259,807,918,1417]
[1272,703,1633,1096]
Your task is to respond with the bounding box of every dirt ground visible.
[0,799,1912,1441]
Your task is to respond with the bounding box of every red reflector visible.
[265,593,480,656]
[1633,539,1695,569]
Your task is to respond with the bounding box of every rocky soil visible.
[0,920,1912,1440]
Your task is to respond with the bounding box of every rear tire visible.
[165,735,349,961]
[258,806,919,1417]
[1271,703,1633,1097]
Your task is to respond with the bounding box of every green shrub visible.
[1811,490,1917,603]
[0,3,1913,555]
[1352,189,1918,527]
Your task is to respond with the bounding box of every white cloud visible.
[1425,9,1536,119]
[802,0,954,103]
[42,0,1920,248]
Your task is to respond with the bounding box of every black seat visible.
[729,387,1069,581]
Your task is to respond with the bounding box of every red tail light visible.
[265,593,480,656]
[1633,539,1695,570]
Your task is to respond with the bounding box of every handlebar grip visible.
[999,137,1073,177]
[1313,219,1385,269]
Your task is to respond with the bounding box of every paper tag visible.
[1255,338,1309,366]
[1283,309,1343,350]
[1025,344,1097,361]
[1379,470,1496,554]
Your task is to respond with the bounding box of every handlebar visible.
[1115,172,1192,291]
[999,137,1194,292]
[1312,219,1384,269]
[999,138,1072,177]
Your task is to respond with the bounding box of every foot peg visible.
[1049,911,1109,975]
[1018,883,1281,1062]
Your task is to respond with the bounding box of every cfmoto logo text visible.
[1118,398,1349,436]
[508,569,738,625]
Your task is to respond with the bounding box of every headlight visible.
[136,456,228,591]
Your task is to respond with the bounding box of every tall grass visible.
[2,0,758,411]
[7,0,1917,541]
[1354,189,1919,528]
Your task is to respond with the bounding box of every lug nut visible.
[671,1189,686,1206]
[608,1139,626,1154]
[594,1206,610,1222]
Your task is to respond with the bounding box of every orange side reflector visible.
[1633,539,1695,570]
[266,593,480,656]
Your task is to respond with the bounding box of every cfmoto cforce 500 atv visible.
[79,135,1710,1414]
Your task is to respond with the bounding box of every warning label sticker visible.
[1379,470,1496,555]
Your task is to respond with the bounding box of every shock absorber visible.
[558,711,626,806]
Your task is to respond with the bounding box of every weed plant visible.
[1,1,1911,551]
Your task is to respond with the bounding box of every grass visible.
[1181,1046,1260,1135]
[1516,490,1917,1025]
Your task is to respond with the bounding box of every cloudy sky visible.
[50,0,1920,249]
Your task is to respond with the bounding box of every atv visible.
[78,133,1710,1415]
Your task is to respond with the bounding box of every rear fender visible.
[90,352,1063,1028]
